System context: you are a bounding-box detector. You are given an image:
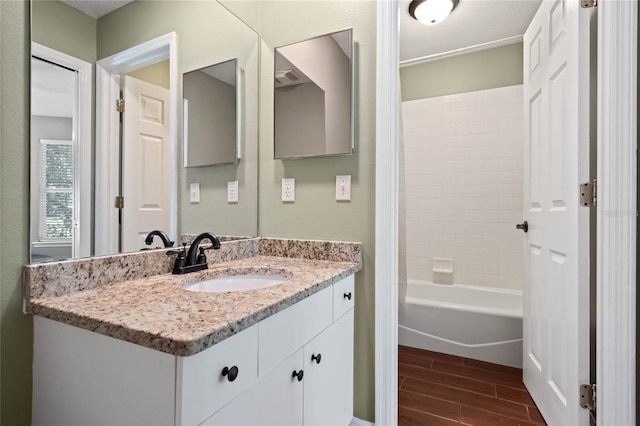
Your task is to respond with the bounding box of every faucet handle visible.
[196,247,207,264]
[166,244,187,274]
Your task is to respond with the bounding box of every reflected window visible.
[39,140,73,240]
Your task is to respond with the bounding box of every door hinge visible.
[580,179,596,207]
[580,384,596,411]
[116,99,125,113]
[581,0,596,8]
[114,196,124,209]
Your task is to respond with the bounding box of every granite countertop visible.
[28,255,360,357]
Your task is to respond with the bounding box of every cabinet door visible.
[303,309,354,426]
[177,325,258,425]
[201,349,304,426]
[259,286,332,375]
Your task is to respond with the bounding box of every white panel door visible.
[523,0,593,424]
[122,76,170,252]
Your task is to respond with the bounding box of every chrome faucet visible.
[166,232,220,274]
[144,230,174,248]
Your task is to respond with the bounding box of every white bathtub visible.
[399,280,523,368]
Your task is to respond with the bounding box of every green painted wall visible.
[31,0,96,63]
[259,1,376,421]
[128,60,170,89]
[400,42,524,101]
[1,1,32,424]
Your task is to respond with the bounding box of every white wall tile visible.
[402,85,524,290]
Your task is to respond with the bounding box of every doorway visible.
[30,43,92,262]
[374,0,638,424]
[94,32,179,256]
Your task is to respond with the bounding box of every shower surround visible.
[402,85,525,290]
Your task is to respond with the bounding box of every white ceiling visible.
[199,60,237,87]
[60,0,134,19]
[400,0,542,63]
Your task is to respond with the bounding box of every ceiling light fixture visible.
[409,0,459,25]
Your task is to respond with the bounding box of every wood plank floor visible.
[398,346,547,426]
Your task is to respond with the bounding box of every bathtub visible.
[399,280,523,368]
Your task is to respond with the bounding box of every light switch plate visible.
[227,180,239,203]
[190,183,200,203]
[336,175,351,201]
[282,178,295,202]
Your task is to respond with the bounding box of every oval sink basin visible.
[183,274,289,293]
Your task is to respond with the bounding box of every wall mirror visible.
[29,0,259,264]
[274,28,353,159]
[183,58,239,167]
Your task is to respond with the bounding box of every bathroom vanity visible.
[24,238,361,426]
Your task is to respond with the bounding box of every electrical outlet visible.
[282,178,295,202]
[227,180,239,203]
[190,183,200,203]
[336,175,351,201]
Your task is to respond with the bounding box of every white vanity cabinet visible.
[32,274,355,426]
[202,306,354,426]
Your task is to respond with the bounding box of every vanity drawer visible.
[177,324,258,426]
[258,286,332,376]
[333,274,355,320]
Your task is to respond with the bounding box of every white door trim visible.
[375,0,399,424]
[94,32,179,255]
[597,2,637,425]
[31,42,92,259]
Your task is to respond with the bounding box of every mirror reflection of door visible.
[30,54,85,263]
[121,74,171,252]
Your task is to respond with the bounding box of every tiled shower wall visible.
[402,85,524,290]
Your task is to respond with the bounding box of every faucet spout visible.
[186,232,221,267]
[144,230,174,248]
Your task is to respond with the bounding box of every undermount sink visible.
[183,274,289,293]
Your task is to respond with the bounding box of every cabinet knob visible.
[344,292,352,300]
[311,353,322,364]
[292,370,304,382]
[222,366,239,382]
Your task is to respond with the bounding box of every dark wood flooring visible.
[398,345,547,425]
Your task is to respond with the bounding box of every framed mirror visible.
[183,58,240,167]
[29,0,259,263]
[274,28,353,159]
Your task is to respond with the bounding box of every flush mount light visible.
[409,0,459,25]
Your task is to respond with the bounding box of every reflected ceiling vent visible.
[275,69,301,86]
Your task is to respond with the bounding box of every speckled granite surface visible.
[27,256,360,356]
[259,238,361,263]
[24,238,259,303]
[24,238,362,356]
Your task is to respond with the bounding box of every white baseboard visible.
[350,417,375,426]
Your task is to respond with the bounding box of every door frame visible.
[374,0,399,424]
[374,0,638,423]
[596,1,637,424]
[31,42,92,259]
[94,32,179,255]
